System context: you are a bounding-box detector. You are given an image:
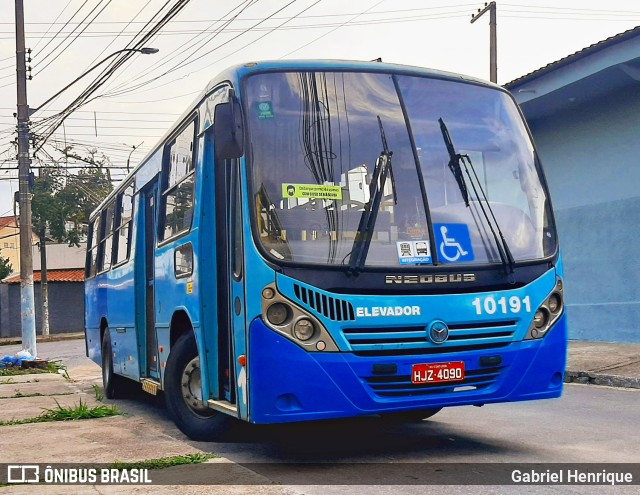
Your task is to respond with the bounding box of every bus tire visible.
[381,407,443,423]
[164,332,228,441]
[101,330,129,399]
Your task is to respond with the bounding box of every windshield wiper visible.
[348,116,396,274]
[438,118,469,207]
[438,118,515,275]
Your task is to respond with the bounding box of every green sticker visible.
[282,183,343,200]
[256,101,274,119]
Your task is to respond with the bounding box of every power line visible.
[101,0,258,98]
[32,0,99,71]
[32,0,194,149]
[30,0,75,53]
[281,0,386,58]
[34,0,115,77]
[83,0,155,72]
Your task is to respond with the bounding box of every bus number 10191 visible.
[471,295,531,316]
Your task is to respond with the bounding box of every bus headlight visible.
[261,283,339,352]
[533,309,548,329]
[293,318,315,341]
[266,303,290,326]
[526,278,564,340]
[547,293,562,313]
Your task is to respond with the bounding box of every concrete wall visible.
[0,282,84,338]
[529,88,640,342]
[33,243,87,270]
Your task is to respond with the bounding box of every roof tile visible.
[2,268,85,284]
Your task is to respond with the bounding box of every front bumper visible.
[248,313,567,424]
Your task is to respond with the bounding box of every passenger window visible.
[86,217,101,278]
[232,162,243,280]
[161,120,196,240]
[100,203,115,272]
[115,181,135,264]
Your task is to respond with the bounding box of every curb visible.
[564,370,640,389]
[0,333,84,347]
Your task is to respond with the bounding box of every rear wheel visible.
[381,408,443,423]
[164,332,230,441]
[101,330,130,399]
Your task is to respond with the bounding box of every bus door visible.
[140,180,161,380]
[211,153,248,418]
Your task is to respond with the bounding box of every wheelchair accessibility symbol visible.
[434,224,474,263]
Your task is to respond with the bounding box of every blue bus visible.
[85,60,566,441]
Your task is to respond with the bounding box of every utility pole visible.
[471,1,497,84]
[15,0,37,356]
[39,229,49,336]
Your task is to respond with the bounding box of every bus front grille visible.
[293,283,356,321]
[364,366,505,397]
[342,320,516,357]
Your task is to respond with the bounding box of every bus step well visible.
[141,379,160,396]
[207,399,238,415]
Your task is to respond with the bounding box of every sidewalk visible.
[565,340,640,389]
[0,332,84,346]
[0,363,295,494]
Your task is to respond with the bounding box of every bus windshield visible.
[245,71,556,268]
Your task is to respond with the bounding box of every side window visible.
[115,181,135,265]
[86,216,101,278]
[161,119,196,241]
[232,162,243,280]
[100,202,115,272]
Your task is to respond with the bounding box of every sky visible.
[1,0,640,217]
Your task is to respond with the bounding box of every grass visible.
[111,453,218,471]
[0,398,120,426]
[92,384,104,402]
[0,360,69,380]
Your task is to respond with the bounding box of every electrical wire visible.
[32,0,193,149]
[82,0,156,72]
[30,0,76,54]
[281,0,386,58]
[33,0,106,73]
[34,0,115,76]
[101,0,258,97]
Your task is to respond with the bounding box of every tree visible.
[32,146,113,246]
[30,146,114,336]
[0,250,11,280]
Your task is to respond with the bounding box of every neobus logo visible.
[385,273,477,284]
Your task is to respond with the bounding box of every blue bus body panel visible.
[248,266,566,424]
[249,314,566,424]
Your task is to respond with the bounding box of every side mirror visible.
[214,98,244,160]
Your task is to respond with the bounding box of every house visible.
[0,215,42,276]
[505,26,640,343]
[0,243,86,338]
[0,216,20,275]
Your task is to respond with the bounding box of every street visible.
[3,339,639,494]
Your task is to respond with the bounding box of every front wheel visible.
[164,332,230,441]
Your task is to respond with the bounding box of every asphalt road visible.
[3,338,639,494]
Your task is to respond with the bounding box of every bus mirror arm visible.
[214,98,244,160]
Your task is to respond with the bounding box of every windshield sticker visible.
[396,240,432,265]
[255,101,275,119]
[434,223,474,263]
[282,183,343,200]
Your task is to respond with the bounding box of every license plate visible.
[411,361,465,384]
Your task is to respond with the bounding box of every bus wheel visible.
[381,407,443,423]
[101,330,129,399]
[164,332,227,441]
